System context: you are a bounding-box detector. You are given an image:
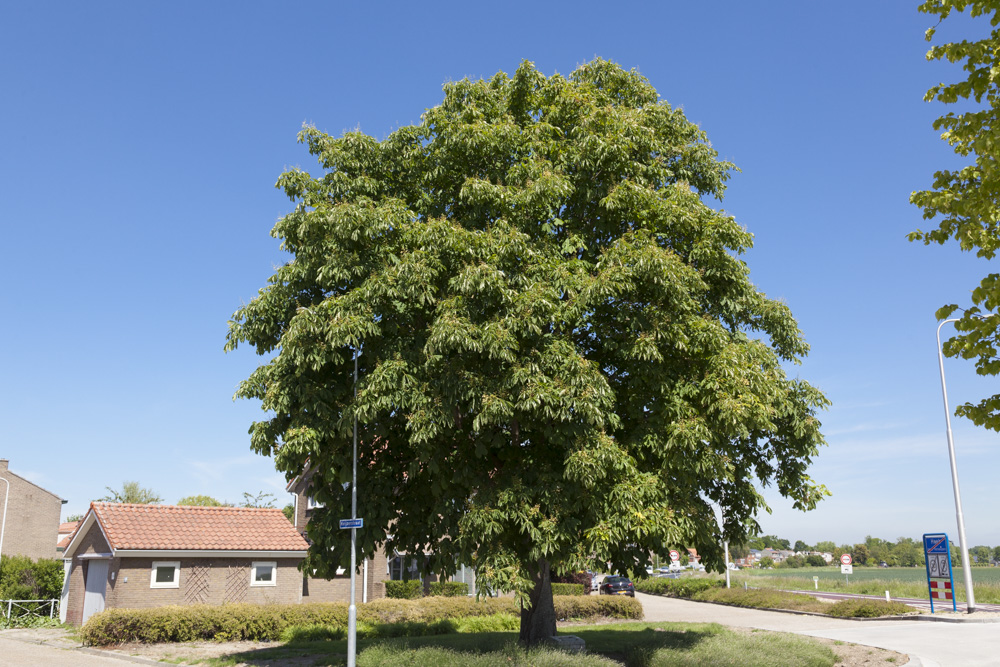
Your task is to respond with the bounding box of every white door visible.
[81,560,109,624]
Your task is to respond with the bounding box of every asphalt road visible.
[638,591,1000,667]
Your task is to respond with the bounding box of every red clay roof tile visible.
[90,503,308,552]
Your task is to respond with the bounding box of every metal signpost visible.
[840,554,852,584]
[923,533,957,614]
[346,347,361,667]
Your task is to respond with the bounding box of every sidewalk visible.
[637,592,1000,667]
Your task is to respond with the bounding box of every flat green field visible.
[726,566,1000,602]
[738,566,1000,584]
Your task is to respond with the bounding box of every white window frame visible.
[306,495,324,509]
[251,561,277,587]
[150,561,180,589]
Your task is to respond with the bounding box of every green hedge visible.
[80,596,643,645]
[0,555,63,602]
[550,583,584,596]
[428,582,468,597]
[633,577,723,598]
[384,580,423,599]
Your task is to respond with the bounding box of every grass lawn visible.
[199,622,837,667]
[733,566,1000,603]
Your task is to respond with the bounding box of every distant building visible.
[0,459,65,561]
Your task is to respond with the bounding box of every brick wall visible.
[107,557,303,609]
[0,460,63,561]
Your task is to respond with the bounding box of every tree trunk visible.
[519,557,557,645]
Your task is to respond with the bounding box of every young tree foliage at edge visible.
[226,59,829,644]
[911,1,1000,431]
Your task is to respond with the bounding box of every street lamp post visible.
[936,318,977,613]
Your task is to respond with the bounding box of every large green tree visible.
[226,59,828,643]
[911,1,1000,431]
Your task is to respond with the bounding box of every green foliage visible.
[826,599,912,618]
[98,481,162,504]
[241,491,276,508]
[551,570,592,591]
[226,58,829,620]
[282,503,294,522]
[851,544,870,566]
[428,582,469,597]
[451,613,520,633]
[793,540,810,552]
[385,580,424,599]
[64,513,84,522]
[633,576,723,597]
[910,1,1000,432]
[177,495,227,507]
[0,555,64,602]
[549,583,584,596]
[758,557,774,568]
[806,555,827,567]
[80,597,639,645]
[778,555,805,569]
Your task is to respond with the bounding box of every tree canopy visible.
[226,58,828,642]
[911,0,1000,431]
[177,495,228,507]
[98,481,162,505]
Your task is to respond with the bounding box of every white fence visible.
[0,599,58,620]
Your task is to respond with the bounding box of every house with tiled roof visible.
[61,502,308,625]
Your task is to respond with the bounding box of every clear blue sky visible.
[2,1,996,548]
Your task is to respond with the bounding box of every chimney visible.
[0,459,8,471]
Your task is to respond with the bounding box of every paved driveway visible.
[637,592,1000,667]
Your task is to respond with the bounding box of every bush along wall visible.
[80,596,644,645]
[384,580,423,599]
[428,582,469,597]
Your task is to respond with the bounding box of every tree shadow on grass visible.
[571,625,717,667]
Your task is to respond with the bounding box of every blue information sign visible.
[922,532,957,613]
[339,518,364,529]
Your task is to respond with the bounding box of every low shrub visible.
[384,580,423,599]
[452,613,519,633]
[827,599,913,618]
[429,582,469,597]
[550,583,584,596]
[81,596,640,645]
[633,577,723,598]
[693,587,822,612]
[280,623,345,642]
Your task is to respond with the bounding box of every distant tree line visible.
[729,535,1000,568]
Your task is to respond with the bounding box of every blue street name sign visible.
[339,518,364,529]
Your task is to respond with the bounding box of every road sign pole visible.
[937,320,977,613]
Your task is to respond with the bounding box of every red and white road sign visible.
[840,554,853,565]
[669,550,680,562]
[929,580,953,600]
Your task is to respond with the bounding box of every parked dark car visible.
[600,575,635,597]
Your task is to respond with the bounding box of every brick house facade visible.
[287,472,390,603]
[0,459,64,561]
[61,503,308,625]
